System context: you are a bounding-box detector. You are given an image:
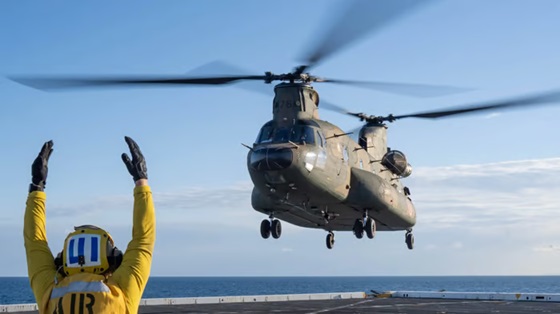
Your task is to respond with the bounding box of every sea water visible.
[2,276,559,305]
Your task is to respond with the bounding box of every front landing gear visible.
[260,217,282,239]
[326,232,335,249]
[405,230,414,250]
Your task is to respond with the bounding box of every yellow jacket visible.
[23,185,156,314]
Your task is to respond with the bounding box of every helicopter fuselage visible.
[247,83,416,233]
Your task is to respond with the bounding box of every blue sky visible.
[2,0,560,277]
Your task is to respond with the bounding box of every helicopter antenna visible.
[241,143,254,152]
[326,132,354,140]
[287,141,299,149]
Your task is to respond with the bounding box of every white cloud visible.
[412,157,560,178]
[483,112,501,119]
[450,242,464,249]
[533,245,560,252]
[425,244,438,250]
[407,158,560,236]
[43,181,259,229]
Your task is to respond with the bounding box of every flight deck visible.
[137,298,560,314]
[3,291,559,313]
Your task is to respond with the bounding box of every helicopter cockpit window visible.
[256,126,274,143]
[273,128,291,142]
[256,125,317,145]
[291,126,316,145]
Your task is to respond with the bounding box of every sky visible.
[2,0,560,277]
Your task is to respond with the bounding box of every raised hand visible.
[121,136,148,182]
[30,140,54,192]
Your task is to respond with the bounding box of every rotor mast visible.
[272,83,320,126]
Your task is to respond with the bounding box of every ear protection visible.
[54,225,123,276]
[107,247,123,272]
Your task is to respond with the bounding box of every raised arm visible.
[23,140,57,304]
[110,136,156,311]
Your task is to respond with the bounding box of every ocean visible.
[1,276,559,305]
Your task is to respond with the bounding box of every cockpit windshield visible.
[256,125,316,145]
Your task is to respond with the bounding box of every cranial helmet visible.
[55,225,123,276]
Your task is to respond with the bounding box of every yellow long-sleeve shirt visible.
[23,185,156,314]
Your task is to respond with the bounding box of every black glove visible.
[30,140,54,192]
[121,136,148,182]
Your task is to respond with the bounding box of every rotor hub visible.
[263,70,321,84]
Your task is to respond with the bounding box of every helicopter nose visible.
[250,148,293,171]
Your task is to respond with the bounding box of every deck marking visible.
[306,300,498,313]
[305,299,375,314]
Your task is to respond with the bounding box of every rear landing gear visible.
[260,217,282,239]
[326,232,335,249]
[353,216,376,240]
[352,219,364,239]
[405,230,414,250]
[271,219,282,239]
[260,220,271,239]
[364,217,376,239]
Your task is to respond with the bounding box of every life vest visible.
[43,273,126,314]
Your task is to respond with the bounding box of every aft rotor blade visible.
[8,74,268,91]
[319,99,353,115]
[390,89,560,120]
[321,78,471,98]
[299,0,438,71]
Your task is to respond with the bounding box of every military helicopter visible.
[8,0,560,250]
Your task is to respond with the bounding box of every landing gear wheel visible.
[271,219,282,239]
[365,217,376,239]
[405,232,414,250]
[352,219,364,239]
[326,232,335,249]
[260,219,271,239]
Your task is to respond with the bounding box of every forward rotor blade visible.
[321,78,472,98]
[391,89,560,120]
[8,74,268,91]
[299,0,438,71]
[185,61,274,96]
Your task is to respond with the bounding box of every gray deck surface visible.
[9,298,560,313]
[137,298,560,314]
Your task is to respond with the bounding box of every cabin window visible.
[342,145,349,163]
[316,150,327,168]
[359,134,367,149]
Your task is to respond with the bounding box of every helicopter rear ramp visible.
[3,291,560,313]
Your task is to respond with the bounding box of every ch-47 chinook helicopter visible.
[8,0,560,250]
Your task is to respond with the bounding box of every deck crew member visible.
[23,136,156,313]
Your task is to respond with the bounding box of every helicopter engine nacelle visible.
[381,150,412,178]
